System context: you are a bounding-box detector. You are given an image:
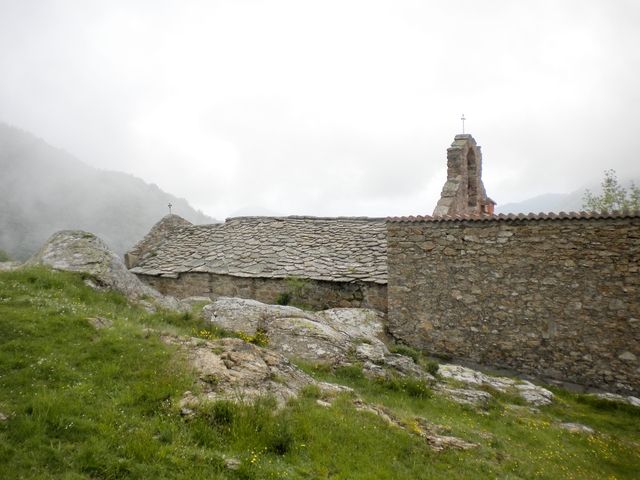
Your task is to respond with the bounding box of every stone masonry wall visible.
[139,272,388,313]
[387,216,640,395]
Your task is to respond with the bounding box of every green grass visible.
[0,267,639,479]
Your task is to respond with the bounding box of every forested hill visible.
[0,122,215,260]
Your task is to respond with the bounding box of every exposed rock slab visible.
[202,297,436,382]
[439,364,554,406]
[437,386,493,407]
[315,308,386,341]
[0,261,21,271]
[162,334,350,409]
[27,230,185,312]
[559,422,595,434]
[588,392,640,408]
[352,399,478,452]
[203,298,390,364]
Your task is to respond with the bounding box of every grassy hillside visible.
[0,268,638,479]
[0,122,215,261]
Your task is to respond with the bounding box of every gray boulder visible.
[203,297,390,364]
[27,230,185,312]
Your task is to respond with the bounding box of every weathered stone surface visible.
[125,214,193,269]
[0,261,21,271]
[27,230,185,312]
[181,296,213,306]
[141,271,387,312]
[202,298,390,365]
[380,354,432,379]
[203,297,315,334]
[316,308,386,341]
[130,216,387,284]
[438,364,554,406]
[559,423,595,434]
[387,215,640,395]
[436,387,493,407]
[162,335,350,408]
[433,135,493,217]
[588,392,640,407]
[201,297,439,382]
[352,399,478,452]
[424,433,479,452]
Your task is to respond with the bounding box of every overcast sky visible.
[1,0,639,219]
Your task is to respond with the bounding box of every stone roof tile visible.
[131,216,387,284]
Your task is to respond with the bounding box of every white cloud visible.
[1,0,639,217]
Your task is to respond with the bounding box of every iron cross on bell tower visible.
[461,114,466,134]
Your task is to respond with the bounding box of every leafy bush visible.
[0,249,11,261]
[389,344,422,363]
[424,359,439,377]
[275,292,291,305]
[275,277,311,308]
[286,276,310,298]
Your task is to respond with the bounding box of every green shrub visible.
[275,277,312,309]
[275,292,291,305]
[286,276,309,298]
[0,249,11,262]
[389,344,422,363]
[424,359,439,377]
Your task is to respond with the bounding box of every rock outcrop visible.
[202,297,429,380]
[161,334,350,410]
[202,297,560,408]
[438,364,554,406]
[27,230,185,312]
[0,261,21,271]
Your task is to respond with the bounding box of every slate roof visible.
[387,210,640,223]
[130,216,388,284]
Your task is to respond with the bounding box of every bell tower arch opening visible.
[466,147,478,207]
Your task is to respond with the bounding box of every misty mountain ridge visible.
[496,175,639,214]
[0,122,216,260]
[496,190,586,214]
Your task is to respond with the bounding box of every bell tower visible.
[433,134,495,216]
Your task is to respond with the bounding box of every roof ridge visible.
[386,210,640,223]
[225,215,386,222]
